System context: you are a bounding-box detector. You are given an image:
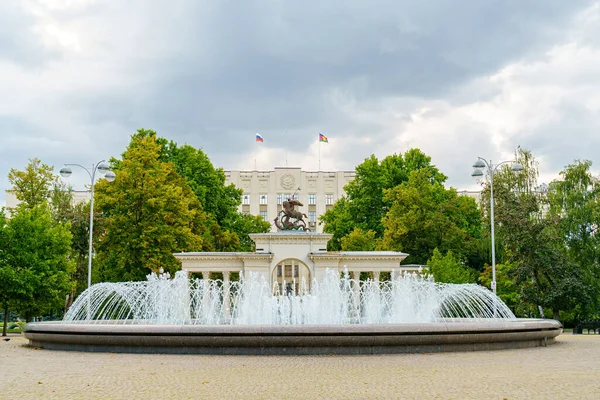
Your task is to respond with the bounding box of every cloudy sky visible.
[2,0,600,205]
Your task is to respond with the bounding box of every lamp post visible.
[471,157,523,296]
[60,161,116,290]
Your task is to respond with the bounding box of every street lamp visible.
[471,157,523,296]
[59,160,116,290]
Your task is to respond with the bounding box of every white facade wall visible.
[225,168,356,232]
[4,190,91,215]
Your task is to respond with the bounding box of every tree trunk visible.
[552,308,560,321]
[2,305,8,337]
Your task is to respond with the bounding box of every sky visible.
[2,0,600,206]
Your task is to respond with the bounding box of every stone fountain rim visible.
[25,318,560,335]
[23,319,563,356]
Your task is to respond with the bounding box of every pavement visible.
[0,333,598,399]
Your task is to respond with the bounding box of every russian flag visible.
[256,133,264,142]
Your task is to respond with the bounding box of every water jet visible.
[25,232,561,354]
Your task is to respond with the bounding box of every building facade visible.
[174,232,415,293]
[4,190,91,215]
[224,167,356,232]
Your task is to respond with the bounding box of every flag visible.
[319,133,328,143]
[256,133,264,142]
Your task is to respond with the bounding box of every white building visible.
[456,189,482,205]
[4,190,91,215]
[175,232,415,293]
[224,167,356,232]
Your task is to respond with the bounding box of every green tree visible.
[341,228,378,251]
[227,213,272,252]
[7,158,56,211]
[380,169,481,266]
[479,263,521,314]
[321,149,446,250]
[496,197,589,320]
[546,160,600,319]
[49,182,93,301]
[127,129,270,249]
[0,206,73,331]
[94,134,207,281]
[427,248,475,284]
[486,149,592,320]
[319,197,355,250]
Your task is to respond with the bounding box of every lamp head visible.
[59,167,72,178]
[104,171,116,182]
[97,162,110,173]
[471,169,484,178]
[511,163,524,172]
[472,159,486,170]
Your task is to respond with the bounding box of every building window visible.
[308,193,316,205]
[291,193,299,201]
[277,265,282,277]
[325,194,334,205]
[308,211,316,223]
[260,211,268,221]
[285,265,292,277]
[259,194,268,205]
[242,194,250,205]
[277,193,283,205]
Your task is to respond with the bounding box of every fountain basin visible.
[24,319,561,355]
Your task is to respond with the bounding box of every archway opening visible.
[272,259,311,295]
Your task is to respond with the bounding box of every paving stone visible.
[0,334,598,399]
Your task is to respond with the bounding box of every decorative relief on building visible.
[280,173,296,190]
[308,180,316,188]
[242,180,250,188]
[260,180,267,189]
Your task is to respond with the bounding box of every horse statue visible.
[273,198,310,231]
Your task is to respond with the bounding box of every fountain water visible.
[24,268,561,354]
[62,269,515,325]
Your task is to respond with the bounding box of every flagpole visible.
[318,140,321,171]
[285,129,288,168]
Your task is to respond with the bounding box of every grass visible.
[1,323,25,334]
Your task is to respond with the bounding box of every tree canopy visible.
[0,206,73,332]
[127,129,270,250]
[95,134,207,281]
[7,158,56,211]
[321,149,447,250]
[380,168,482,266]
[479,149,598,320]
[427,248,475,284]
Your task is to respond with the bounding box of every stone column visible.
[223,271,231,320]
[201,271,211,320]
[353,271,361,323]
[373,271,380,284]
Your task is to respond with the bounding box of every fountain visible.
[24,268,561,354]
[24,203,561,353]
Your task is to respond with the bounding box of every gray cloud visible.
[0,0,597,205]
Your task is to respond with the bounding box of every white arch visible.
[271,258,311,295]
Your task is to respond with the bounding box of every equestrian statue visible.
[274,197,310,232]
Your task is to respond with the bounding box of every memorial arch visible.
[272,258,311,295]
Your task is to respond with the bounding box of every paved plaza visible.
[0,334,598,399]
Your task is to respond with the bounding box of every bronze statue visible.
[274,197,310,231]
